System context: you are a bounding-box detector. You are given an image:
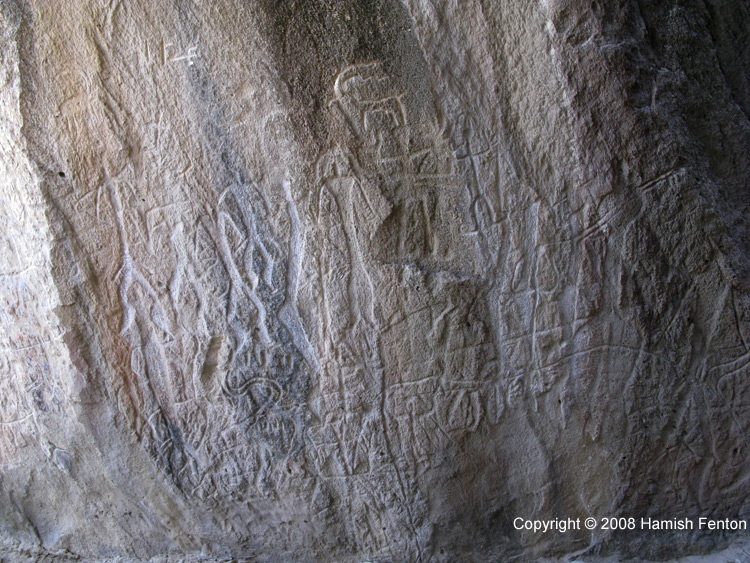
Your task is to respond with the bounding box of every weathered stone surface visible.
[1,1,749,560]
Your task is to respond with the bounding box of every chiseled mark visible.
[169,46,200,66]
[330,62,407,142]
[106,172,136,333]
[157,39,200,67]
[637,166,685,194]
[212,190,271,345]
[200,335,227,395]
[105,170,172,336]
[280,182,307,295]
[44,440,73,474]
[279,179,319,372]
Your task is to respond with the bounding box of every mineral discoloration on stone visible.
[0,0,749,560]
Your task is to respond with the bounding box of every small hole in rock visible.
[58,171,65,177]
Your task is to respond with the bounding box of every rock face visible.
[1,1,749,560]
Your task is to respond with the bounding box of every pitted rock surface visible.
[0,1,749,560]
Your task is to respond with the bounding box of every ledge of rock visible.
[1,1,749,561]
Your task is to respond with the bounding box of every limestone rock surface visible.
[1,1,750,561]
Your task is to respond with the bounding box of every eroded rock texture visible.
[1,1,749,560]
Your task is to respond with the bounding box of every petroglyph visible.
[2,1,750,561]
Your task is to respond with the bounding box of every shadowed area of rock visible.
[0,1,749,560]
